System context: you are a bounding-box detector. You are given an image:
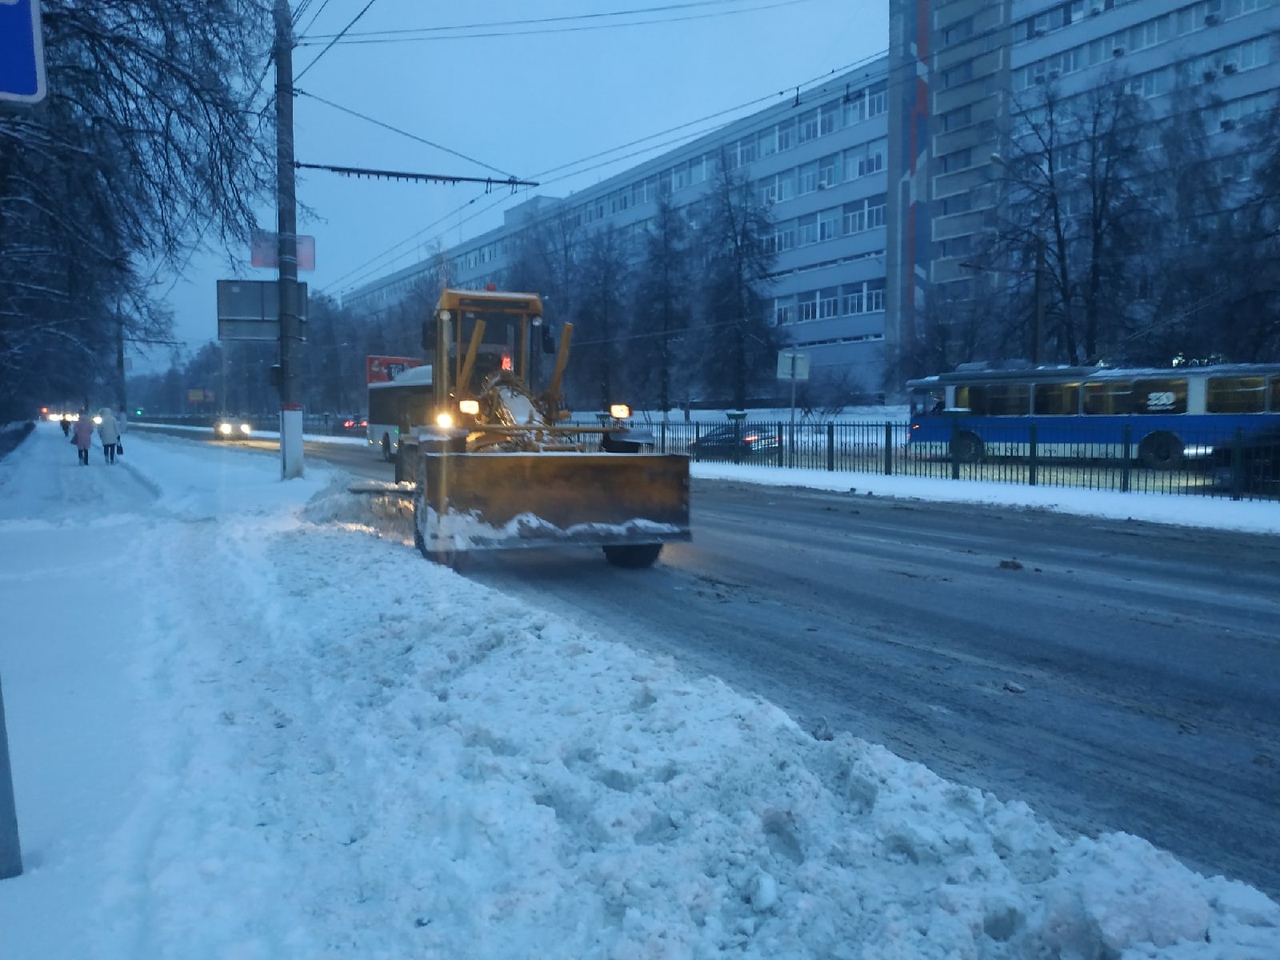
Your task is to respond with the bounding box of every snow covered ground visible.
[0,419,1277,959]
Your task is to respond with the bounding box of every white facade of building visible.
[344,62,894,392]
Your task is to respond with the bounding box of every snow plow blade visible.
[414,452,690,554]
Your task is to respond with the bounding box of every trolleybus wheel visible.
[1139,431,1182,470]
[950,431,984,464]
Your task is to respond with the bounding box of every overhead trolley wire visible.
[295,0,381,82]
[297,0,823,46]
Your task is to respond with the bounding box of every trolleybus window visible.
[1083,380,1134,415]
[1033,382,1079,415]
[1207,376,1266,413]
[956,383,1030,416]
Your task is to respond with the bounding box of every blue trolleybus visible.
[906,363,1280,468]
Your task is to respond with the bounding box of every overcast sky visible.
[143,0,888,372]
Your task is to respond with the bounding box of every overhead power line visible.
[294,88,517,178]
[295,0,381,82]
[297,0,821,46]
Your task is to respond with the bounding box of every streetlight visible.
[991,153,1046,366]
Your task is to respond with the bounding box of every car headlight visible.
[218,422,233,435]
[239,423,251,435]
[436,412,454,429]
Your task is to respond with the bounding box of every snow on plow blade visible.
[415,452,690,553]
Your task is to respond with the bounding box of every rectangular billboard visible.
[366,356,424,384]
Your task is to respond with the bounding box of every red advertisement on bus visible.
[365,355,424,384]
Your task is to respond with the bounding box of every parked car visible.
[339,414,368,436]
[1207,424,1280,494]
[686,423,782,461]
[213,415,252,440]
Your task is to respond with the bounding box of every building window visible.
[867,279,885,311]
[844,193,885,232]
[943,61,973,89]
[776,120,794,152]
[818,207,841,241]
[759,177,778,207]
[942,105,972,132]
[797,291,819,321]
[867,84,887,117]
[943,17,974,46]
[818,153,840,188]
[797,213,819,245]
[819,100,839,136]
[798,109,820,143]
[940,148,972,174]
[797,161,819,194]
[818,287,840,319]
[842,287,863,314]
[844,93,866,126]
[758,128,777,158]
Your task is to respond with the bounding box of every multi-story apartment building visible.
[348,1,1279,401]
[888,0,1280,378]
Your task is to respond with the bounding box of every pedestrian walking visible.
[96,408,120,464]
[60,414,70,438]
[70,409,95,466]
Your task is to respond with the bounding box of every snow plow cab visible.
[399,287,690,568]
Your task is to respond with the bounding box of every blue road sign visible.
[0,0,47,105]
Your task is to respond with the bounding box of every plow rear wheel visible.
[602,543,663,569]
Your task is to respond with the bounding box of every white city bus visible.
[366,364,433,461]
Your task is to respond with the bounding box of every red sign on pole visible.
[366,356,423,384]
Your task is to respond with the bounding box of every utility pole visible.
[275,0,304,478]
[116,304,127,413]
[1033,234,1046,366]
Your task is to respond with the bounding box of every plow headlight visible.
[459,399,480,416]
[609,403,632,420]
[436,412,455,429]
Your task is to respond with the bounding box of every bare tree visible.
[0,0,273,418]
[692,156,780,408]
[630,191,693,416]
[990,77,1156,364]
[569,226,633,410]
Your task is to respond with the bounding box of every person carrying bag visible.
[97,408,120,464]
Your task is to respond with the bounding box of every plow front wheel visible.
[413,494,462,569]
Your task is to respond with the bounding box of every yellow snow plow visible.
[399,288,690,568]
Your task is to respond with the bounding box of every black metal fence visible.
[133,412,1278,502]
[587,418,1279,503]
